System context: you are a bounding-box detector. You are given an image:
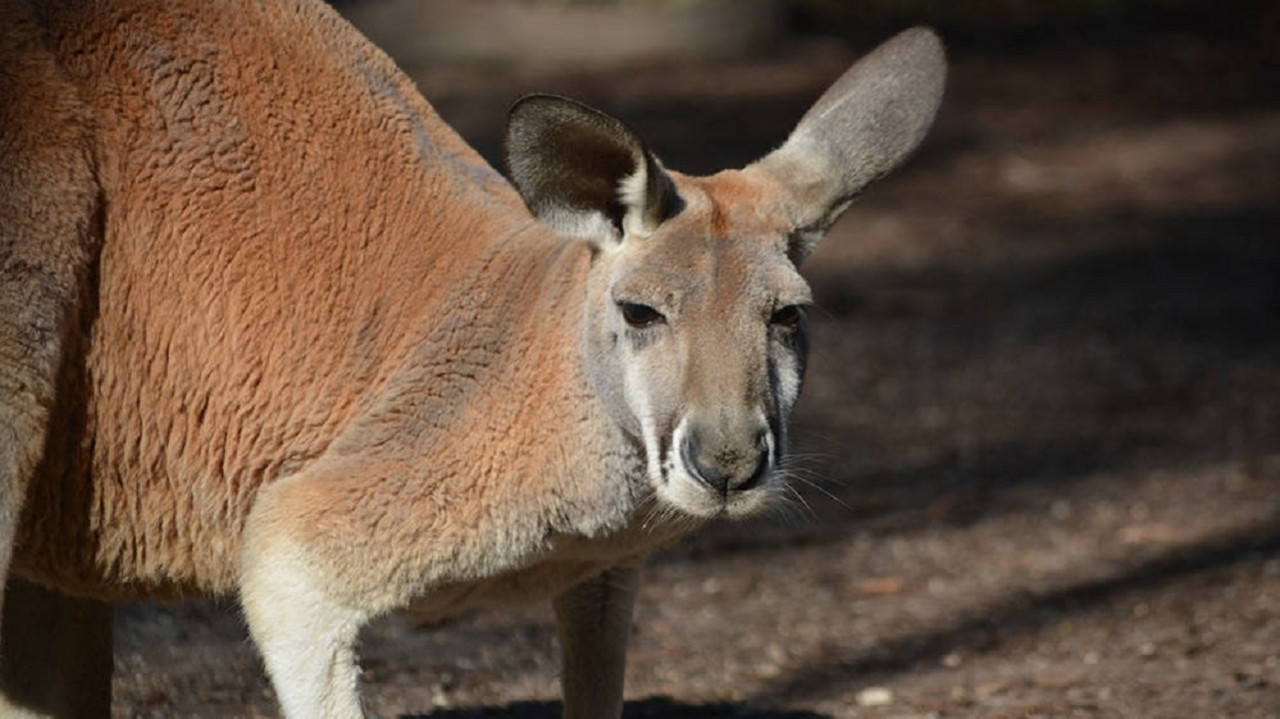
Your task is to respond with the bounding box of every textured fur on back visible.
[12,0,617,599]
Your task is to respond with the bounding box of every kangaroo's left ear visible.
[750,27,947,263]
[504,95,682,245]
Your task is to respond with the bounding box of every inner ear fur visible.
[750,27,947,263]
[504,95,681,242]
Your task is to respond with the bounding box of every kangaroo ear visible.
[504,95,682,244]
[751,27,946,263]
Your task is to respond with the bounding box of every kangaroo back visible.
[13,0,547,596]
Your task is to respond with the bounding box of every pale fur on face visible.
[583,173,812,519]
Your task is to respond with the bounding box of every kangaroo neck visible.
[331,216,619,469]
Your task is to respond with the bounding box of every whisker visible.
[773,457,849,511]
[780,481,818,521]
[761,483,815,525]
[787,472,851,510]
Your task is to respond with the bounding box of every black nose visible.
[681,429,770,494]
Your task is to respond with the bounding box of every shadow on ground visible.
[404,697,831,719]
[749,511,1280,704]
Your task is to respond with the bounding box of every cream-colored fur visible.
[0,0,945,716]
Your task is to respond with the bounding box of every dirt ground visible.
[112,9,1280,719]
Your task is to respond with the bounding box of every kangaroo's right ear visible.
[504,95,682,245]
[751,27,947,263]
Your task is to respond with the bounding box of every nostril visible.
[681,436,730,494]
[733,450,770,493]
[681,434,771,495]
[753,427,770,453]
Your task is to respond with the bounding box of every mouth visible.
[656,464,776,519]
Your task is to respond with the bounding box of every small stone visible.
[856,686,894,707]
[766,643,788,663]
[854,576,905,595]
[756,662,782,679]
[976,681,1007,699]
[430,683,451,708]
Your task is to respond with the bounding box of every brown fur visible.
[13,0,573,598]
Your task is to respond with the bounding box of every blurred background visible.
[115,1,1279,717]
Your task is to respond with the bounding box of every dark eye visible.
[620,302,665,328]
[770,304,805,329]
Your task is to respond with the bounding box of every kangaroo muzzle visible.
[678,415,772,495]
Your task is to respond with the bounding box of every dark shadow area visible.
[752,513,1280,704]
[784,0,1279,58]
[811,209,1280,355]
[404,696,831,719]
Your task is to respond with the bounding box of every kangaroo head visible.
[504,28,946,519]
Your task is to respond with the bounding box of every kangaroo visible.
[0,0,945,716]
